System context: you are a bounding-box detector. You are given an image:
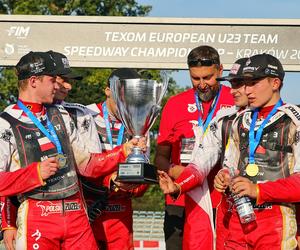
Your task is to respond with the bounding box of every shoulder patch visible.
[279,104,300,126]
[85,103,100,116]
[62,102,87,114]
[215,106,238,122]
[55,104,70,114]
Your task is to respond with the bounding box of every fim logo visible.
[7,26,30,39]
[4,43,14,55]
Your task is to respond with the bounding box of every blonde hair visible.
[18,75,44,91]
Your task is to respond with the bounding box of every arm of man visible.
[1,197,17,250]
[232,120,300,204]
[256,121,300,204]
[154,96,177,173]
[173,118,224,194]
[0,163,44,196]
[155,144,172,172]
[256,173,300,204]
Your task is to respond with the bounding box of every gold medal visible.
[246,163,259,177]
[57,154,67,168]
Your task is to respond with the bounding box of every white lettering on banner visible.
[218,33,278,44]
[64,46,191,58]
[64,46,130,57]
[6,26,30,39]
[148,32,215,43]
[105,31,216,43]
[243,34,278,44]
[236,48,289,59]
[218,33,242,44]
[131,47,190,57]
[105,31,147,42]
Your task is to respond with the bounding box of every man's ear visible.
[28,76,38,88]
[105,86,111,97]
[218,64,224,77]
[272,78,281,91]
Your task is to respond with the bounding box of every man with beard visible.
[155,45,234,250]
[158,58,249,250]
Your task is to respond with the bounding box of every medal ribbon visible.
[194,85,222,132]
[102,102,125,148]
[17,100,63,154]
[248,99,283,164]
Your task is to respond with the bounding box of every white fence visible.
[133,210,165,250]
[133,210,165,240]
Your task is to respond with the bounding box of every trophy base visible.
[116,162,158,184]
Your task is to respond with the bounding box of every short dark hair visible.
[187,45,220,67]
[108,68,141,86]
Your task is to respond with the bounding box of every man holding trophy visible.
[84,68,167,249]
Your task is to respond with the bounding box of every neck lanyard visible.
[194,85,222,132]
[102,102,124,148]
[17,100,63,154]
[248,99,283,164]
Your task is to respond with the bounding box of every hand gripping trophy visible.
[110,72,168,183]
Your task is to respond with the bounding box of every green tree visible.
[0,0,151,16]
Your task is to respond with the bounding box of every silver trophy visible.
[110,72,168,183]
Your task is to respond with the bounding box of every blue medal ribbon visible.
[248,99,283,164]
[194,85,222,132]
[17,100,63,154]
[102,102,124,148]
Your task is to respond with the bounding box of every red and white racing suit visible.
[157,86,234,249]
[170,106,238,250]
[221,103,300,249]
[60,101,101,153]
[0,103,126,249]
[85,103,148,250]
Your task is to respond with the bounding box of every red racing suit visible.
[0,103,127,249]
[0,162,44,197]
[221,103,300,250]
[171,107,239,250]
[157,86,234,249]
[85,103,148,250]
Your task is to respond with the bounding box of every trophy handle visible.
[157,70,169,105]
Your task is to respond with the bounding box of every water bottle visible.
[229,168,256,224]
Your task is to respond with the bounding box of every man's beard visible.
[196,86,219,102]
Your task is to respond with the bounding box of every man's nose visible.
[54,81,60,89]
[198,79,207,89]
[244,85,253,96]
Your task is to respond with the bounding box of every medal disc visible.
[57,154,67,168]
[246,163,259,177]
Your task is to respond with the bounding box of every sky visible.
[137,0,300,104]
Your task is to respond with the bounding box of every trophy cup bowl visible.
[110,75,168,183]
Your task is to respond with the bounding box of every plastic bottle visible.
[229,167,256,224]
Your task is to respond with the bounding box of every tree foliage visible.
[0,0,152,16]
